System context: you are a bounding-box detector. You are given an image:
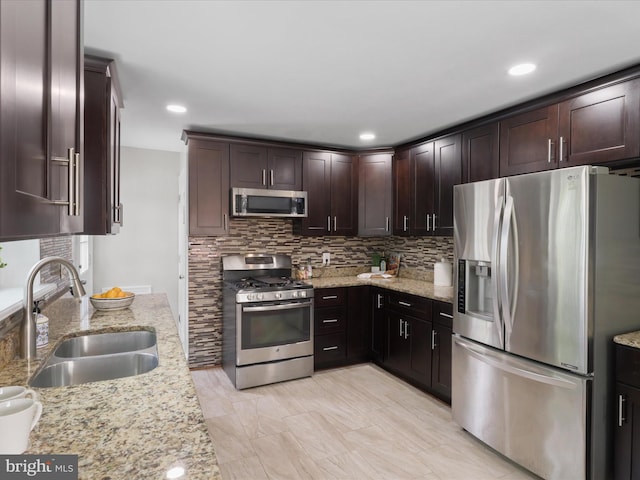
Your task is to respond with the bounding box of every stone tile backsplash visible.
[187,218,453,368]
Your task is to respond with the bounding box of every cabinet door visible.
[433,134,461,236]
[393,148,411,235]
[51,0,83,233]
[559,79,640,167]
[615,383,640,480]
[188,140,229,235]
[387,310,411,373]
[500,105,559,176]
[300,151,331,235]
[371,289,386,364]
[0,0,57,238]
[407,316,432,387]
[347,286,370,361]
[431,323,452,401]
[358,153,392,236]
[330,153,357,236]
[462,122,499,183]
[411,142,434,235]
[230,144,268,189]
[268,147,302,190]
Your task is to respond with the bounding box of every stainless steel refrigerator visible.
[452,165,640,480]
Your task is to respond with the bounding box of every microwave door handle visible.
[492,196,504,347]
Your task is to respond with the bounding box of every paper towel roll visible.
[434,258,452,286]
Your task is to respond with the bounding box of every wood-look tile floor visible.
[191,363,539,480]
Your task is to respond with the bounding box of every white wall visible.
[93,146,180,319]
[0,239,41,288]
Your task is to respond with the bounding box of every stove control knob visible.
[291,291,299,298]
[299,290,306,298]
[275,292,282,299]
[247,294,254,301]
[257,293,264,301]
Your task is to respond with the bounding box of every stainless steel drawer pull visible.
[323,346,338,351]
[559,136,564,162]
[547,138,553,163]
[270,169,274,185]
[439,312,453,319]
[431,330,437,349]
[619,394,626,427]
[399,319,404,337]
[398,301,412,307]
[333,216,337,232]
[327,216,331,232]
[385,217,389,232]
[322,295,338,300]
[322,319,338,323]
[426,214,430,231]
[376,294,383,309]
[262,169,266,185]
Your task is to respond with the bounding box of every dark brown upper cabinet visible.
[83,55,123,235]
[462,122,499,183]
[393,136,460,237]
[187,138,230,236]
[358,152,392,236]
[230,144,302,190]
[501,79,640,176]
[0,0,83,240]
[300,151,357,236]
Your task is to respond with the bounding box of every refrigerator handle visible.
[500,195,519,346]
[453,336,578,389]
[492,196,505,346]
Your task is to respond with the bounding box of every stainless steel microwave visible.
[231,188,307,218]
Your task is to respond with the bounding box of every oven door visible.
[236,298,313,366]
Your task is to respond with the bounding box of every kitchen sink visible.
[29,329,159,388]
[53,329,156,358]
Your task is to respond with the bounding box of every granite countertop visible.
[0,293,220,480]
[614,331,640,349]
[309,275,454,304]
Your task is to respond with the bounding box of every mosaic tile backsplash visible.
[188,218,453,368]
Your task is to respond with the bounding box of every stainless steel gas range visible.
[222,254,314,389]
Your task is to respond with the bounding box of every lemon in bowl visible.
[90,287,135,311]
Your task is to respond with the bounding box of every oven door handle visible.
[242,300,313,312]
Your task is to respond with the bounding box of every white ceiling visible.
[84,0,640,153]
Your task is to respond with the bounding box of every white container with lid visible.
[434,258,453,286]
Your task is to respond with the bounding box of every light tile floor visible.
[191,363,540,480]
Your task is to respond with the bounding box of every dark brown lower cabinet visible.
[371,288,386,364]
[387,311,432,387]
[615,344,640,480]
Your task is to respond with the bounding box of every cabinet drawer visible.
[617,344,640,388]
[315,306,346,334]
[315,332,346,364]
[433,301,453,328]
[315,287,347,307]
[387,292,431,318]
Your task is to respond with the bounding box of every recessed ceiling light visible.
[360,132,376,141]
[508,63,537,76]
[166,104,187,113]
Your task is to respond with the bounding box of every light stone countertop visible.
[0,293,220,480]
[308,275,454,304]
[614,330,640,349]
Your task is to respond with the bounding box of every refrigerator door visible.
[453,179,505,349]
[452,335,588,480]
[503,166,591,374]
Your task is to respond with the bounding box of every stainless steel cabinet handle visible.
[403,215,408,232]
[404,321,410,339]
[116,203,124,226]
[559,136,564,162]
[327,216,331,232]
[322,295,338,300]
[376,294,383,309]
[439,312,453,319]
[433,214,437,231]
[74,152,80,216]
[547,139,552,163]
[68,148,75,216]
[262,169,266,185]
[322,319,338,323]
[399,319,404,337]
[426,214,430,231]
[223,213,228,231]
[323,346,338,351]
[431,330,437,349]
[270,169,274,185]
[333,216,337,232]
[385,217,389,232]
[398,301,412,307]
[619,394,626,427]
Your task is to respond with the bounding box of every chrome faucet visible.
[22,256,86,359]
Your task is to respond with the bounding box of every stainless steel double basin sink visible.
[29,329,159,388]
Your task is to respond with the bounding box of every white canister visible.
[434,258,453,286]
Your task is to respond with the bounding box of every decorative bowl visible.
[89,293,135,311]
